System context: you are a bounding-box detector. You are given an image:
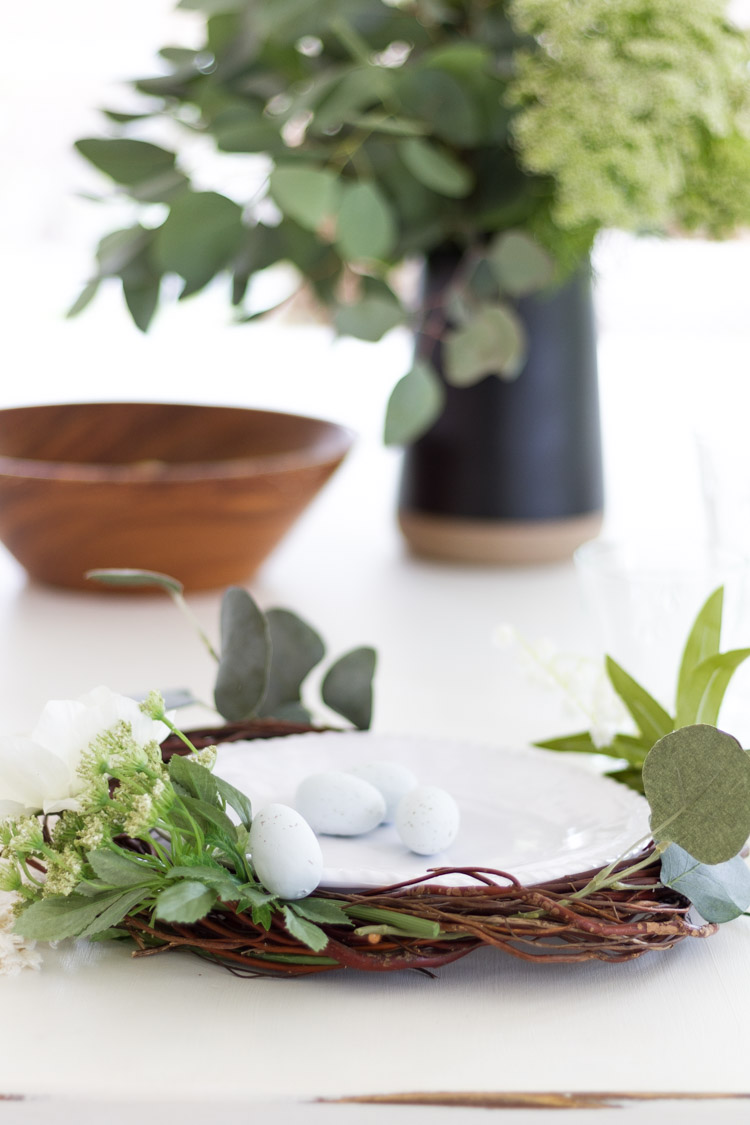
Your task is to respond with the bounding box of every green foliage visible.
[71,0,750,436]
[660,843,750,924]
[538,586,750,795]
[214,587,271,722]
[321,647,377,730]
[383,360,445,445]
[643,725,750,866]
[87,568,376,729]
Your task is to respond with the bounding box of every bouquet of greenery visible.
[1,576,749,976]
[70,0,750,440]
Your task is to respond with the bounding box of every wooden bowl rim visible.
[0,402,355,483]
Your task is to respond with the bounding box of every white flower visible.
[0,891,41,976]
[0,687,170,821]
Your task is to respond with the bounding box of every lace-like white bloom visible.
[0,687,170,821]
[0,891,41,975]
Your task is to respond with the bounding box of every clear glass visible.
[574,538,750,712]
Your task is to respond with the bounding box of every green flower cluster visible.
[0,719,172,904]
[509,0,750,235]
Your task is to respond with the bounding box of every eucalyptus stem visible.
[170,591,220,663]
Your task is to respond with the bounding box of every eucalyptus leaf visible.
[75,138,177,186]
[281,904,329,952]
[321,647,376,730]
[335,182,396,261]
[384,360,445,446]
[257,608,325,718]
[154,191,244,293]
[269,165,339,231]
[660,843,750,923]
[214,587,271,721]
[398,137,473,199]
[642,724,750,865]
[397,68,481,145]
[443,304,526,385]
[675,587,724,727]
[271,701,313,723]
[95,227,150,277]
[85,568,184,595]
[87,849,159,888]
[123,277,161,333]
[154,880,218,924]
[334,295,404,342]
[604,656,674,745]
[488,231,555,297]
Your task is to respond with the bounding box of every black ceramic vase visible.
[398,252,603,564]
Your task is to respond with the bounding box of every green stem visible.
[170,591,220,663]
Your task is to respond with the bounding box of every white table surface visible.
[1,272,750,1123]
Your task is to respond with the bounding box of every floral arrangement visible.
[1,577,749,976]
[69,0,750,441]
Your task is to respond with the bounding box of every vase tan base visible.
[398,509,603,565]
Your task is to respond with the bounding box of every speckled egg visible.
[295,771,386,836]
[395,786,460,856]
[349,760,419,823]
[248,803,323,900]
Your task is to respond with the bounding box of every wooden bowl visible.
[0,402,353,591]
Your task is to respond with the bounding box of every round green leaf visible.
[488,231,555,297]
[398,138,473,199]
[397,68,481,145]
[384,361,445,446]
[443,304,527,386]
[335,182,396,261]
[334,295,404,342]
[660,843,750,923]
[321,647,376,730]
[214,587,271,721]
[269,164,339,231]
[257,608,325,718]
[643,725,750,865]
[154,191,244,293]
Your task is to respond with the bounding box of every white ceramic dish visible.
[213,732,651,889]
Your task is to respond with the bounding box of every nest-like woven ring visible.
[132,722,717,977]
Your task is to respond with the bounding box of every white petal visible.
[43,795,83,815]
[0,798,34,820]
[31,700,102,771]
[78,687,169,747]
[0,736,71,812]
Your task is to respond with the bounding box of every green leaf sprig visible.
[536,587,750,793]
[536,586,750,925]
[86,569,376,729]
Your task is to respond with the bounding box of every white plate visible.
[213,732,651,889]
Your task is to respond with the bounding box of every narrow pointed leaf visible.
[682,649,750,728]
[214,587,271,721]
[281,905,329,952]
[675,587,724,726]
[290,898,352,926]
[66,280,100,319]
[87,849,159,888]
[605,656,674,745]
[660,843,750,923]
[213,775,253,829]
[642,725,750,865]
[321,647,376,730]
